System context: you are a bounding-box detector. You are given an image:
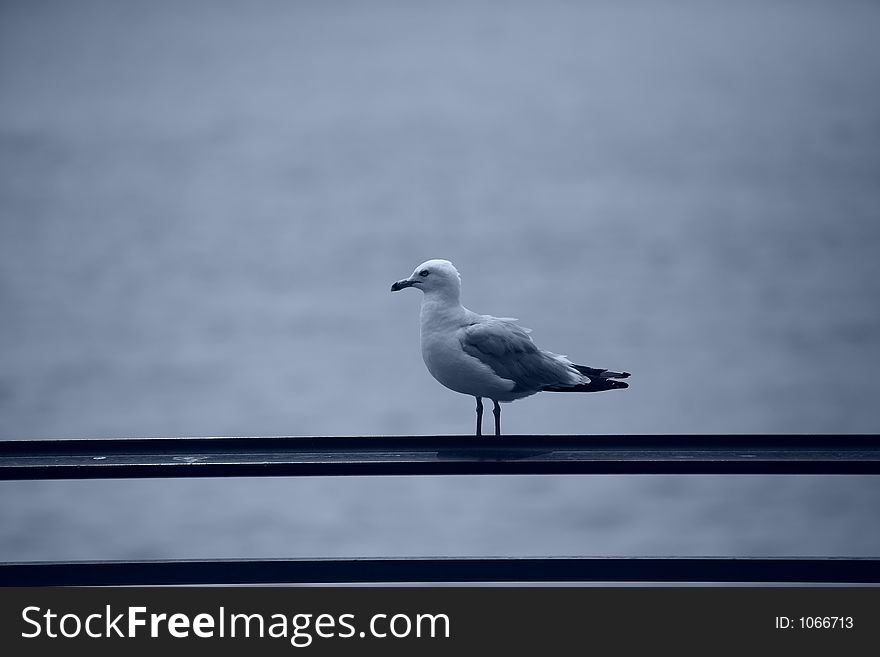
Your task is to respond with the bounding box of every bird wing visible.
[459,317,578,392]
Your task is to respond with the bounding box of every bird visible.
[390,259,630,436]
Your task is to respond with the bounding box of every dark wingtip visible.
[593,379,628,391]
[542,379,629,393]
[573,365,631,380]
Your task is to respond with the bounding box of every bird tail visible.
[542,364,631,393]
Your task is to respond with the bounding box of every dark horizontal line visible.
[2,557,878,586]
[1,435,878,479]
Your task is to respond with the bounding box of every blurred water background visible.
[1,0,879,562]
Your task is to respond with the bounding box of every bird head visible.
[391,259,462,299]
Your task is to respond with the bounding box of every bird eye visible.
[419,269,430,277]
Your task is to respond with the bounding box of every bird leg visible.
[493,400,501,436]
[475,397,484,437]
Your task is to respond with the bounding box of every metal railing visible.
[2,434,879,586]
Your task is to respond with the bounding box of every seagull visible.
[391,259,630,436]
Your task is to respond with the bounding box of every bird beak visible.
[391,279,415,292]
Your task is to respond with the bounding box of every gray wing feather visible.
[459,318,577,392]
